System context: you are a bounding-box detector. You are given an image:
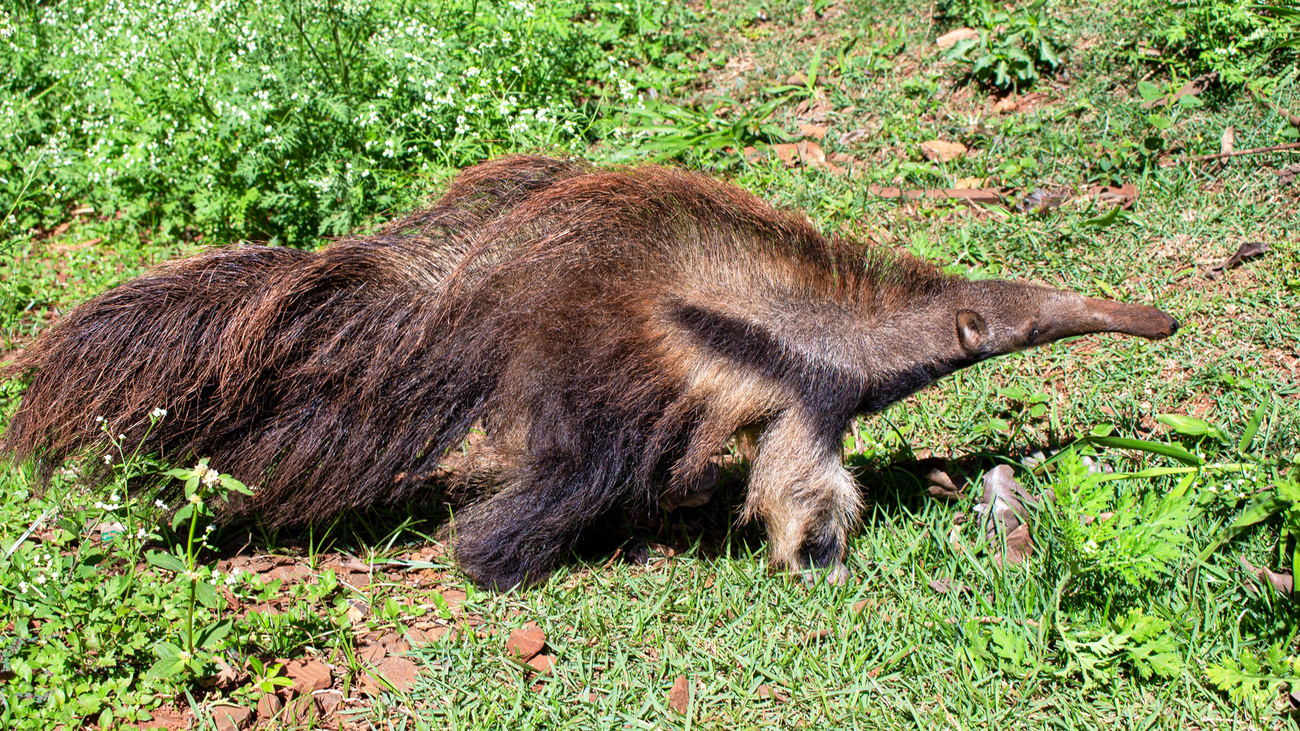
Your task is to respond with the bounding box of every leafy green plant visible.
[609,95,793,167]
[942,0,1063,91]
[1206,642,1299,711]
[1055,608,1184,685]
[0,420,346,728]
[1124,0,1300,83]
[0,0,698,246]
[144,459,251,681]
[1043,447,1197,588]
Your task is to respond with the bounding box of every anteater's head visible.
[952,279,1179,360]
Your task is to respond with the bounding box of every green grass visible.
[2,0,1299,728]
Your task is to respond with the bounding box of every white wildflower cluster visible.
[20,551,62,594]
[209,567,242,588]
[3,0,648,240]
[149,407,167,420]
[193,462,223,489]
[93,493,124,512]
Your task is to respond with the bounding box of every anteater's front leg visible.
[743,409,861,583]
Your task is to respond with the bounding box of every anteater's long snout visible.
[1078,298,1180,340]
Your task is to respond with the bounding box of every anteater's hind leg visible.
[452,453,629,590]
[743,408,861,583]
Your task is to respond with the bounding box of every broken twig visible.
[1177,142,1300,164]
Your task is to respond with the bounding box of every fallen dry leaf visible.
[954,176,988,189]
[1016,188,1071,214]
[838,128,873,145]
[868,185,1010,205]
[928,578,954,593]
[668,675,691,714]
[358,642,386,664]
[799,123,828,140]
[773,143,799,165]
[1140,72,1218,109]
[936,27,979,49]
[1206,241,1269,279]
[211,657,247,691]
[756,684,788,702]
[925,466,963,500]
[281,694,317,725]
[920,139,967,162]
[795,98,835,123]
[975,465,1033,539]
[1241,557,1293,594]
[1088,182,1138,209]
[1221,126,1235,156]
[799,139,826,165]
[998,524,1035,566]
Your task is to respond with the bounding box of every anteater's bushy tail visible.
[0,155,592,525]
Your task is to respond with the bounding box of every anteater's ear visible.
[956,309,988,353]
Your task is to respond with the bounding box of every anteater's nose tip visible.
[1169,317,1180,335]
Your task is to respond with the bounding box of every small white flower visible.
[188,494,201,505]
[150,407,168,420]
[18,581,27,593]
[35,574,46,585]
[155,499,167,510]
[103,454,113,465]
[95,416,105,423]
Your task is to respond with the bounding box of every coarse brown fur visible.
[1,156,1179,588]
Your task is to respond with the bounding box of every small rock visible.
[345,598,369,623]
[281,694,318,725]
[358,642,386,664]
[506,624,546,661]
[668,675,691,715]
[209,704,252,731]
[526,654,556,674]
[266,564,311,582]
[992,96,1019,114]
[255,692,282,720]
[343,571,371,589]
[285,658,332,694]
[920,139,968,162]
[313,689,345,716]
[376,656,419,693]
[936,27,979,49]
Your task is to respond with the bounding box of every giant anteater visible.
[2,156,1178,588]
